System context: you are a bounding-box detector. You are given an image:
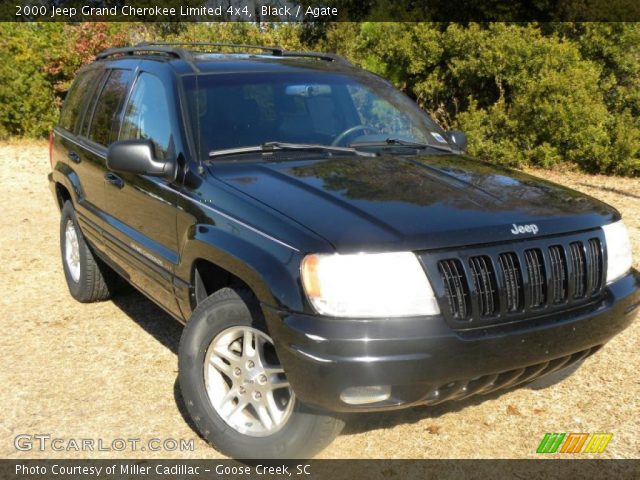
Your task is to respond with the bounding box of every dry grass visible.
[1,142,638,459]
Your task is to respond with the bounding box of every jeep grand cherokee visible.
[48,43,639,459]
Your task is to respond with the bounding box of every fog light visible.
[340,385,391,405]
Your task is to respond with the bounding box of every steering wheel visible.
[331,125,379,146]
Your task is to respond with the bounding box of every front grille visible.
[428,230,606,328]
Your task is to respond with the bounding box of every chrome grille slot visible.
[548,245,568,304]
[524,249,546,308]
[586,238,603,295]
[438,259,470,320]
[468,256,499,316]
[498,252,523,312]
[569,242,587,299]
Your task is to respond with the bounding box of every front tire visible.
[178,288,344,459]
[60,201,116,302]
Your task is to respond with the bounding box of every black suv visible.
[49,43,639,459]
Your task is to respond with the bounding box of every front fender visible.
[175,223,306,320]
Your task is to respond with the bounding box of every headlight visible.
[602,220,632,284]
[300,252,440,317]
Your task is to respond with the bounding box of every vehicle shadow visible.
[110,284,182,355]
[173,377,202,434]
[110,287,204,438]
[109,286,579,439]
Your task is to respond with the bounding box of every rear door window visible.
[59,69,103,134]
[86,69,133,146]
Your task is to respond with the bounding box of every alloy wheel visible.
[204,326,295,436]
[64,220,81,283]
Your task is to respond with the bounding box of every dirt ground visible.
[1,140,639,459]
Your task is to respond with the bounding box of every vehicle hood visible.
[211,154,619,252]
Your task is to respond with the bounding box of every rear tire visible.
[60,201,116,302]
[178,287,344,459]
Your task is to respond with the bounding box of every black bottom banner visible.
[2,459,638,480]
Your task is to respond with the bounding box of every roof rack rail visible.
[136,41,285,56]
[95,45,200,72]
[95,43,352,69]
[96,45,181,61]
[280,50,351,65]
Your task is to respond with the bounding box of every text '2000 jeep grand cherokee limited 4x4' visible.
[48,43,639,459]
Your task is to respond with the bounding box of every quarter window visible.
[120,73,172,160]
[59,69,102,133]
[87,69,133,146]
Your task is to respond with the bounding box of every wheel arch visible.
[51,165,82,209]
[191,258,255,306]
[176,227,305,321]
[54,182,72,210]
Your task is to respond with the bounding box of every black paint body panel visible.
[48,52,638,412]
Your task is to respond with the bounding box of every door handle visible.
[104,172,125,189]
[67,151,80,163]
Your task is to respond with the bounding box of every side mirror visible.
[447,130,467,152]
[107,139,176,180]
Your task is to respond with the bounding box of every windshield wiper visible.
[349,138,453,153]
[209,141,375,159]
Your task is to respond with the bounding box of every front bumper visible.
[265,270,640,412]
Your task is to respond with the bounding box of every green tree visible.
[0,23,63,137]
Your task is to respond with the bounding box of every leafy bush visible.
[0,23,129,138]
[0,24,62,137]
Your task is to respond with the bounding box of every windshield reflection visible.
[184,69,449,159]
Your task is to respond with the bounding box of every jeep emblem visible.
[511,223,539,235]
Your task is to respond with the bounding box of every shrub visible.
[0,24,62,138]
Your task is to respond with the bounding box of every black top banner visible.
[5,0,640,22]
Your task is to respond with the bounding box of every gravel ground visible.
[1,141,638,459]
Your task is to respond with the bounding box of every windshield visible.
[183,71,450,159]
